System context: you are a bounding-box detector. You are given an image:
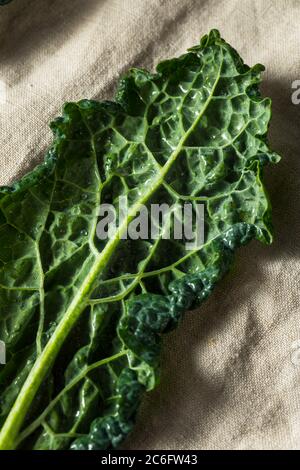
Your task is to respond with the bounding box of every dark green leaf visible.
[0,30,280,450]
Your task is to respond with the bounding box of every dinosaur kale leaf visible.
[0,1,12,5]
[0,30,279,450]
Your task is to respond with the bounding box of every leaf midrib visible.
[0,48,223,450]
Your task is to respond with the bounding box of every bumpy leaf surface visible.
[0,30,279,450]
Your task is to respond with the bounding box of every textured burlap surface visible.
[0,0,299,450]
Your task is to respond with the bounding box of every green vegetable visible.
[0,30,279,450]
[0,1,12,5]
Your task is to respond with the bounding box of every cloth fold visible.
[0,0,299,450]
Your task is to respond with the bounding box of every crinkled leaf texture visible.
[0,30,279,450]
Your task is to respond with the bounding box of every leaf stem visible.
[0,53,222,449]
[16,349,128,446]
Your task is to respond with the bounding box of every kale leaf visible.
[0,30,280,450]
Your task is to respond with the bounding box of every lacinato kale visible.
[0,30,280,450]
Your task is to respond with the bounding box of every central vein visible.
[0,52,223,450]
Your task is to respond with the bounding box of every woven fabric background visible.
[0,0,300,450]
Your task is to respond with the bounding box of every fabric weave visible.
[0,0,299,450]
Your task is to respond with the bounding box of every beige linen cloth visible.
[0,0,300,450]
